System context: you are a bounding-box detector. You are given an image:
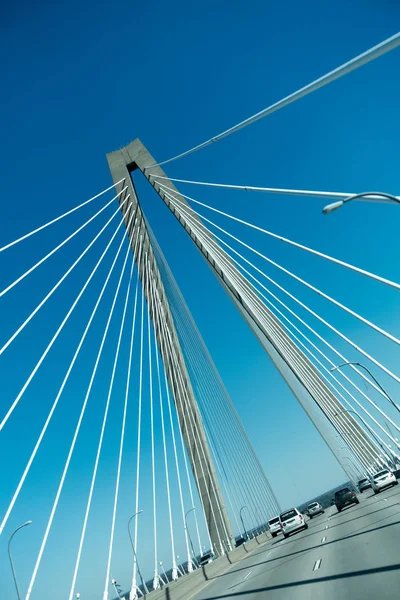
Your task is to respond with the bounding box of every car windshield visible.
[280,509,297,521]
[374,470,389,478]
[359,478,368,484]
[201,553,212,560]
[308,502,318,509]
[269,517,279,525]
[335,488,350,497]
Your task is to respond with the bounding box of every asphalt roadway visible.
[190,484,400,600]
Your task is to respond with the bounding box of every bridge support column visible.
[110,139,385,477]
[107,145,235,554]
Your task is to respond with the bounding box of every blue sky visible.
[1,1,400,599]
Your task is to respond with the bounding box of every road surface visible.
[191,484,400,600]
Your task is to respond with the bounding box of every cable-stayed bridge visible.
[1,31,400,600]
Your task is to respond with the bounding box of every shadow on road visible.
[205,515,400,582]
[199,563,400,599]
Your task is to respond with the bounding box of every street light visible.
[8,520,32,600]
[128,511,148,594]
[159,561,169,583]
[334,408,394,468]
[184,507,197,564]
[111,579,122,600]
[331,362,400,415]
[239,506,248,540]
[322,192,400,215]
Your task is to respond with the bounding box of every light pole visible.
[111,579,122,600]
[334,408,395,468]
[184,507,197,564]
[8,520,32,600]
[128,511,148,594]
[322,192,400,215]
[239,506,248,540]
[159,562,169,583]
[331,362,400,415]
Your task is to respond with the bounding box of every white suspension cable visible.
[150,175,400,205]
[155,287,211,553]
[155,289,226,553]
[0,198,131,432]
[130,267,145,598]
[144,255,160,591]
[162,190,400,395]
[157,183,400,291]
[24,218,134,600]
[1,186,128,297]
[0,179,125,253]
[102,254,139,600]
[160,320,202,559]
[145,32,400,168]
[70,229,141,600]
[159,198,383,469]
[151,243,280,517]
[163,189,400,347]
[148,274,179,578]
[220,240,400,435]
[248,268,399,452]
[0,209,138,536]
[147,260,198,563]
[201,217,400,394]
[273,306,399,456]
[1,195,130,355]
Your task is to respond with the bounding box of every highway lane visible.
[191,484,400,600]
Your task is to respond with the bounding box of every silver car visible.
[307,501,324,519]
[268,516,281,538]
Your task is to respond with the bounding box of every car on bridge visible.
[371,469,398,493]
[279,508,308,538]
[334,487,359,512]
[199,551,215,566]
[358,477,372,493]
[267,516,281,537]
[306,501,324,518]
[235,535,247,547]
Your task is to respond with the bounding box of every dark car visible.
[358,477,371,493]
[334,487,359,512]
[199,551,215,566]
[235,535,247,547]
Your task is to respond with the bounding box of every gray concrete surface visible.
[190,485,400,600]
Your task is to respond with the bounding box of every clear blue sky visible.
[1,1,400,599]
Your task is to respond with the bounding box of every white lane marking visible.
[321,536,326,543]
[313,559,322,571]
[244,571,252,581]
[265,551,272,558]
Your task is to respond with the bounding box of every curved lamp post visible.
[323,192,400,215]
[128,511,148,594]
[239,506,248,540]
[331,362,400,415]
[8,521,32,600]
[184,507,197,565]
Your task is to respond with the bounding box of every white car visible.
[279,508,308,539]
[307,501,324,519]
[371,469,398,493]
[268,516,281,538]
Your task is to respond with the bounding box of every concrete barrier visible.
[141,533,270,600]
